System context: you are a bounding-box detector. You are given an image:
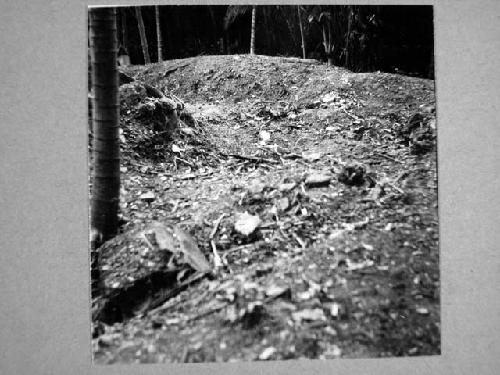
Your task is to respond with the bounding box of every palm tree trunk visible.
[155,5,163,62]
[135,7,151,64]
[297,6,306,59]
[250,6,256,54]
[89,7,120,294]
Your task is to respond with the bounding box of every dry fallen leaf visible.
[151,222,176,252]
[278,182,296,192]
[234,212,261,236]
[302,151,322,162]
[173,226,211,273]
[322,92,338,103]
[292,308,326,322]
[265,284,290,299]
[278,197,290,211]
[171,144,183,153]
[259,130,271,143]
[258,346,277,360]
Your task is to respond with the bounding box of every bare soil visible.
[91,54,439,363]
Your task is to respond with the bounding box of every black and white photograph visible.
[88,4,439,364]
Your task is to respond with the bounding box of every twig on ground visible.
[141,232,156,250]
[210,240,223,268]
[224,241,265,255]
[221,152,278,165]
[372,152,402,164]
[259,222,278,230]
[188,301,228,321]
[148,271,208,312]
[174,156,196,168]
[387,182,405,194]
[210,213,228,239]
[342,108,362,121]
[292,232,306,248]
[257,145,285,165]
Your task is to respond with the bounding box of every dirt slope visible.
[92,54,439,363]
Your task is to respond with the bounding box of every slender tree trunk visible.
[89,7,120,294]
[135,7,151,64]
[345,6,353,68]
[322,23,334,66]
[155,6,163,62]
[120,8,128,51]
[297,6,306,59]
[250,6,256,54]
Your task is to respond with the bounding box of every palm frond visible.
[223,5,252,30]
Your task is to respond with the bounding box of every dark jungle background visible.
[115,5,434,78]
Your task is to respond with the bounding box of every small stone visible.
[305,173,332,188]
[302,151,322,162]
[278,182,296,192]
[140,191,155,202]
[278,197,290,211]
[329,302,340,317]
[259,130,271,143]
[416,307,429,315]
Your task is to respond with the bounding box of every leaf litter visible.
[91,54,439,363]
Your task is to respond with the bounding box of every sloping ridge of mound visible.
[122,55,353,104]
[122,54,434,116]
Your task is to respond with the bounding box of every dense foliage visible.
[116,5,433,78]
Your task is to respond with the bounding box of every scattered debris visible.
[92,54,439,363]
[338,164,366,186]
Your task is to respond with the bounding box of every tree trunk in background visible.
[121,8,128,52]
[135,7,151,64]
[155,6,163,62]
[322,24,334,66]
[345,6,353,68]
[89,7,120,294]
[297,6,306,59]
[250,6,256,54]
